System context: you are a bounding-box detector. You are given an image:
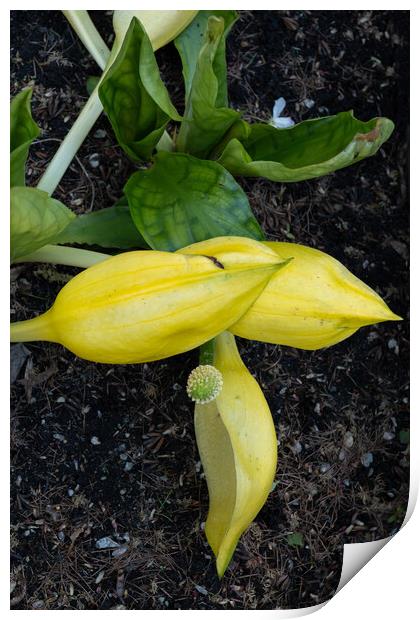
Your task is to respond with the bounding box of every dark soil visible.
[10,10,409,610]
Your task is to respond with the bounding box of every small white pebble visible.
[95,571,105,584]
[67,489,74,497]
[320,463,331,473]
[361,452,374,467]
[303,98,315,109]
[32,600,45,609]
[338,448,346,461]
[383,431,395,441]
[89,153,100,168]
[343,431,354,449]
[96,536,120,549]
[112,545,128,558]
[90,436,101,445]
[388,338,399,354]
[56,396,66,403]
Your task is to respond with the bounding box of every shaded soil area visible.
[10,10,409,610]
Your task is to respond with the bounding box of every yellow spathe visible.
[230,241,401,349]
[10,238,285,364]
[194,332,277,577]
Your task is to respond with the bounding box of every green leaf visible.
[124,151,263,251]
[11,187,75,261]
[10,88,40,187]
[55,201,148,249]
[217,112,394,182]
[174,10,237,105]
[287,532,304,548]
[176,16,240,159]
[99,17,181,162]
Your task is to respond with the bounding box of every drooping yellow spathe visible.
[214,241,398,350]
[194,332,277,577]
[10,238,286,364]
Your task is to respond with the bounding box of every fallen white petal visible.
[271,116,295,129]
[273,96,286,117]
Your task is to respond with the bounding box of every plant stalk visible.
[10,313,53,343]
[14,245,110,268]
[36,86,104,195]
[199,339,215,365]
[63,10,109,70]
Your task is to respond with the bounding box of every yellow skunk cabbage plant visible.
[10,10,401,577]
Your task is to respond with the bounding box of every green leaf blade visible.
[176,15,240,159]
[124,151,263,252]
[11,187,75,261]
[55,202,148,249]
[218,112,394,182]
[10,88,40,187]
[99,17,180,162]
[174,10,237,105]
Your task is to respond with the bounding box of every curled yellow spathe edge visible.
[194,332,277,577]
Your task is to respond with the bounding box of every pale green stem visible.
[36,86,104,195]
[63,10,109,70]
[14,245,110,268]
[10,313,53,344]
[37,12,113,195]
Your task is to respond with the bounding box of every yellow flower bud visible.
[194,332,277,577]
[10,238,286,364]
[229,242,401,350]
